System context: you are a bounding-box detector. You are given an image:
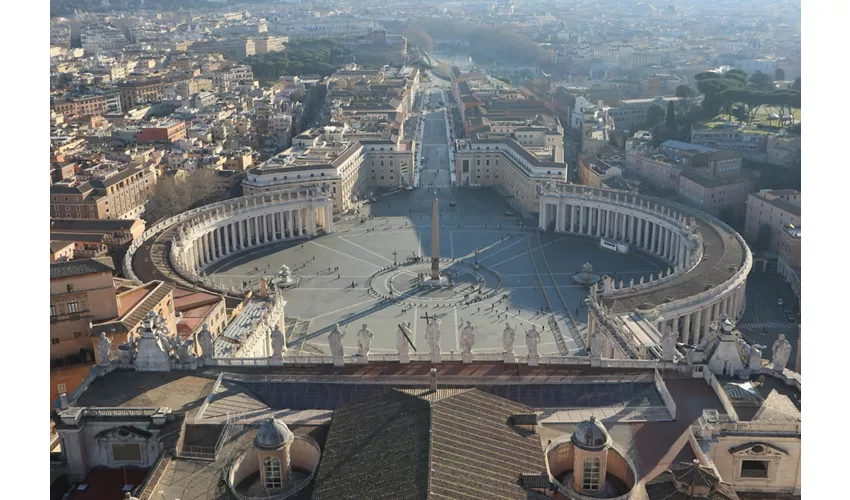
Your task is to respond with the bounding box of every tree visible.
[748,71,774,92]
[496,76,511,85]
[647,104,666,127]
[666,101,676,129]
[144,169,223,223]
[775,68,785,81]
[755,224,773,252]
[675,85,697,100]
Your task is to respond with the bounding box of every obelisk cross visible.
[431,197,440,280]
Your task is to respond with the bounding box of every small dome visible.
[571,416,612,451]
[254,417,294,450]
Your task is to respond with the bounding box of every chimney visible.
[430,368,437,391]
[59,393,70,410]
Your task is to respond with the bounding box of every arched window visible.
[263,456,282,489]
[582,457,601,491]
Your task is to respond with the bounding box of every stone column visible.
[681,313,691,344]
[667,230,674,261]
[652,222,658,252]
[287,211,294,238]
[266,213,273,241]
[710,301,720,324]
[692,309,702,346]
[701,307,711,342]
[326,206,333,233]
[309,208,317,236]
[578,205,584,234]
[193,242,201,270]
[572,205,578,233]
[671,316,679,341]
[251,216,258,245]
[211,227,219,260]
[296,209,303,236]
[236,220,243,249]
[606,210,612,238]
[547,204,562,233]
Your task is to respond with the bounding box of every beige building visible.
[577,152,623,188]
[454,134,567,214]
[50,240,76,263]
[50,166,157,220]
[243,128,413,213]
[777,224,801,300]
[744,189,801,253]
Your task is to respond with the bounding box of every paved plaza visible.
[206,187,666,358]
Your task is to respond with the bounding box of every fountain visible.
[571,262,602,287]
[272,264,298,289]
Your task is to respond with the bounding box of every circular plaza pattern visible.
[367,259,502,307]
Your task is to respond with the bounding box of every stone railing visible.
[82,407,161,418]
[705,370,740,422]
[717,421,801,436]
[654,369,677,420]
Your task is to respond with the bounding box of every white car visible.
[777,298,784,306]
[405,186,414,191]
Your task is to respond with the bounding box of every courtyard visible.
[206,187,667,358]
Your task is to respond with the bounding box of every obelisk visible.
[431,197,440,280]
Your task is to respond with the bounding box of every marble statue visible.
[425,317,442,363]
[176,338,196,363]
[97,332,112,365]
[603,276,615,294]
[270,325,286,358]
[661,324,676,362]
[619,280,624,289]
[460,321,476,354]
[117,333,134,364]
[591,329,605,359]
[629,278,634,287]
[639,276,645,285]
[357,324,373,357]
[328,324,345,361]
[198,324,214,358]
[657,271,663,280]
[525,326,541,360]
[503,323,516,355]
[771,334,792,372]
[134,312,172,372]
[397,322,413,359]
[748,344,765,370]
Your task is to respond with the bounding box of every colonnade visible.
[656,284,747,347]
[540,200,693,271]
[177,203,333,275]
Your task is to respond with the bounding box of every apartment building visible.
[577,153,623,188]
[691,124,801,168]
[189,38,256,60]
[50,166,157,220]
[776,224,801,300]
[49,257,117,406]
[744,189,801,253]
[676,150,755,217]
[52,94,110,118]
[607,96,683,132]
[116,74,190,111]
[252,35,288,54]
[137,121,187,143]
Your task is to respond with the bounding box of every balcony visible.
[50,310,92,324]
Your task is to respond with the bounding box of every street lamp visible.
[393,249,398,265]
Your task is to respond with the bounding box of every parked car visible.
[405,186,414,191]
[777,298,784,306]
[449,202,456,207]
[504,211,515,216]
[784,309,791,314]
[787,315,796,323]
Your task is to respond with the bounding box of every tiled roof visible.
[312,388,545,500]
[93,281,174,334]
[50,256,114,279]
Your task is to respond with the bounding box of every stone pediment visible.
[727,442,789,457]
[95,425,152,441]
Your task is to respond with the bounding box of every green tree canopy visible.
[775,68,785,81]
[647,104,666,127]
[748,71,774,92]
[675,85,697,99]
